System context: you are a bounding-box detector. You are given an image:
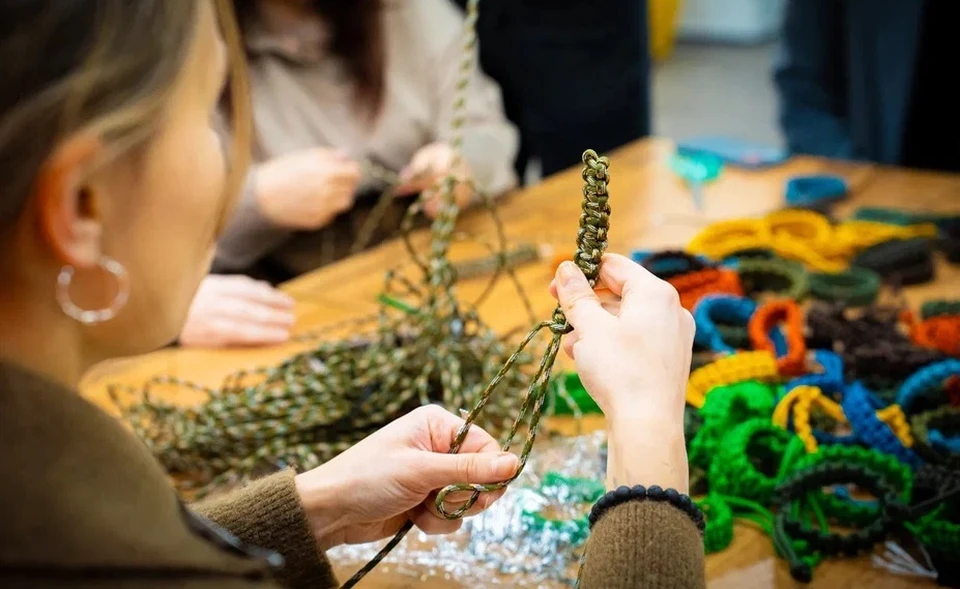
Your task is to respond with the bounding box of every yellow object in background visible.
[650,0,684,61]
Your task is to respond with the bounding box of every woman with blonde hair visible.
[0,2,704,587]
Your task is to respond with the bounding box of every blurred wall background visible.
[653,0,784,145]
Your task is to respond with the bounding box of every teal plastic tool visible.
[784,175,848,211]
[669,152,723,210]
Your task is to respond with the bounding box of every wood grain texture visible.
[81,138,960,588]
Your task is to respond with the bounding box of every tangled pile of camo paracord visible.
[652,208,960,585]
[109,0,537,500]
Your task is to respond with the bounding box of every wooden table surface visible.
[81,138,960,588]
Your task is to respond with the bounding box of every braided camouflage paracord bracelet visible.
[340,147,612,588]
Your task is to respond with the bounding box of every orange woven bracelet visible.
[749,299,807,376]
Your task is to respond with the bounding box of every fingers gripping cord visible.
[339,151,612,588]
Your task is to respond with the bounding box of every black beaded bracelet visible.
[588,485,705,533]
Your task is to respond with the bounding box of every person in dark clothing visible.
[775,0,960,173]
[452,0,652,180]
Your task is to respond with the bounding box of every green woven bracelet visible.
[921,299,960,320]
[689,382,779,470]
[709,418,794,505]
[698,493,735,553]
[808,267,881,307]
[907,506,960,555]
[788,446,913,527]
[736,257,809,301]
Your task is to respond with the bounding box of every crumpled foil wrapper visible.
[329,432,607,587]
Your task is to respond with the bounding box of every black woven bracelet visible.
[941,219,960,264]
[852,238,935,286]
[588,485,705,533]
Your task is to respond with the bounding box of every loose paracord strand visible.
[339,150,611,588]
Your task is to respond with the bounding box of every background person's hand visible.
[550,253,695,492]
[255,148,361,229]
[294,405,518,551]
[395,142,474,218]
[179,275,295,348]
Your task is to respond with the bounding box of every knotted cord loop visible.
[574,149,611,287]
[341,150,612,587]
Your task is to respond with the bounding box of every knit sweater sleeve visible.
[579,501,706,588]
[192,470,338,589]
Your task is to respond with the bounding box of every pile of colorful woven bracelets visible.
[549,207,960,585]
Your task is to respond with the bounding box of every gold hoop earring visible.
[56,256,130,325]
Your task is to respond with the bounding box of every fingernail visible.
[559,261,580,286]
[493,453,519,475]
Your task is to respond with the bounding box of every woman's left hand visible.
[294,405,518,551]
[394,142,474,218]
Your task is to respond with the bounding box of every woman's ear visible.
[33,135,105,268]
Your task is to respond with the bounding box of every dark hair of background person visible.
[233,0,385,120]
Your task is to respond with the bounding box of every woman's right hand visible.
[550,254,695,492]
[179,275,296,348]
[255,148,362,229]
